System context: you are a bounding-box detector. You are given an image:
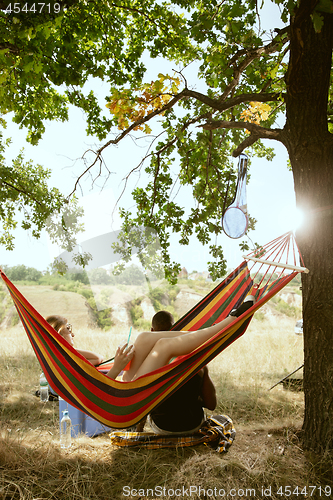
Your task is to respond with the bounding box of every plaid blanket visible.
[109,414,235,453]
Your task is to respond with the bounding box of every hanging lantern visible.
[222,154,248,239]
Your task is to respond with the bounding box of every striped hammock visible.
[0,233,305,429]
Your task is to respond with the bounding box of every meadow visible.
[0,304,332,499]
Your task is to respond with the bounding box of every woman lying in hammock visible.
[106,295,255,381]
[46,315,104,366]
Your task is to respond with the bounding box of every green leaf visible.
[311,11,324,32]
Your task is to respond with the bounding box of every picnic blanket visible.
[110,414,236,453]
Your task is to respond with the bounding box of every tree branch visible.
[231,134,263,157]
[67,93,187,197]
[68,84,284,197]
[182,89,284,112]
[227,27,289,68]
[201,119,283,156]
[67,28,285,197]
[96,91,187,157]
[105,0,169,32]
[0,179,43,206]
[151,153,161,216]
[202,119,281,137]
[110,113,210,212]
[0,43,20,54]
[68,149,103,198]
[220,27,289,101]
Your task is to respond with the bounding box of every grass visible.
[0,314,332,500]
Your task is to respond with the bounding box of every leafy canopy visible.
[1,0,330,279]
[0,0,196,263]
[0,127,87,266]
[0,128,65,250]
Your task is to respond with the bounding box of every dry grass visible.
[1,316,332,500]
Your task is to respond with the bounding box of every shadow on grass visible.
[0,352,304,437]
[0,386,330,500]
[0,391,58,430]
[0,349,39,372]
[214,376,304,426]
[0,351,58,431]
[0,429,332,500]
[0,428,226,500]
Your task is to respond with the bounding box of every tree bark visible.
[282,3,333,452]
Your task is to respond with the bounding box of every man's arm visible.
[201,366,217,410]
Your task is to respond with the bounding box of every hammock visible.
[0,232,308,429]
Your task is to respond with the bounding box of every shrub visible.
[134,318,151,331]
[11,314,19,326]
[88,268,112,285]
[79,288,93,300]
[271,296,299,318]
[165,284,180,303]
[3,264,43,282]
[85,296,113,330]
[111,264,146,286]
[129,302,144,327]
[149,287,167,310]
[95,309,113,330]
[254,311,265,322]
[69,270,90,284]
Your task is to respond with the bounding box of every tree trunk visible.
[292,147,333,453]
[282,3,333,452]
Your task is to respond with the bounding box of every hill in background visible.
[0,269,302,332]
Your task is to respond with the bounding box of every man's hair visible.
[151,310,174,331]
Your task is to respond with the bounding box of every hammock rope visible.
[244,231,308,288]
[0,232,307,429]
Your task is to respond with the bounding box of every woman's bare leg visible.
[131,316,235,380]
[122,329,188,381]
[131,295,255,380]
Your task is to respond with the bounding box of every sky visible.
[0,1,300,276]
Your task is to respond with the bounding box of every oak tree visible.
[1,0,333,452]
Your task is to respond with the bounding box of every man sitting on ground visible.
[136,310,217,434]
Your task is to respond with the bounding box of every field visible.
[0,278,332,500]
[0,285,332,500]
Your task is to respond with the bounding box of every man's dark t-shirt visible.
[149,373,204,432]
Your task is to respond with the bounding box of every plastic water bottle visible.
[39,372,49,402]
[60,410,72,448]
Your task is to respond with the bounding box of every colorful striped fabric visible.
[96,261,253,373]
[0,261,297,429]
